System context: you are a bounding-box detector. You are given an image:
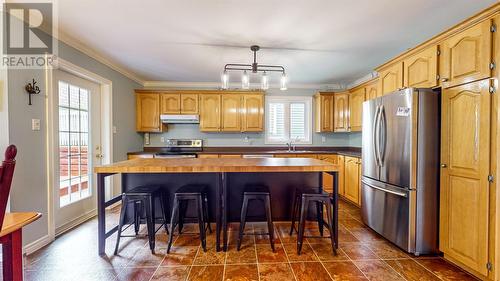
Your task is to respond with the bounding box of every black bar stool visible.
[290,188,336,255]
[290,187,324,236]
[167,184,212,253]
[237,185,275,252]
[114,186,168,254]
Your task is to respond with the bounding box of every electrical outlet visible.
[32,119,40,131]
[244,136,250,143]
[113,126,117,134]
[322,136,326,143]
[160,136,165,143]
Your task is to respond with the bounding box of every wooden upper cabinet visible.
[136,92,161,132]
[314,93,334,132]
[378,61,404,95]
[199,94,221,132]
[333,92,349,132]
[440,79,491,275]
[242,94,264,132]
[365,80,379,100]
[181,94,199,114]
[161,93,181,114]
[440,20,492,88]
[221,94,241,132]
[403,45,439,88]
[348,87,365,132]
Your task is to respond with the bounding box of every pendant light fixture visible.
[261,71,269,90]
[221,45,287,90]
[241,70,250,89]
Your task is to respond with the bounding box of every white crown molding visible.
[346,71,379,89]
[143,81,346,90]
[55,30,145,86]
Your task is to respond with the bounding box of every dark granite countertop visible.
[128,146,362,158]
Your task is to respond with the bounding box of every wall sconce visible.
[25,79,40,105]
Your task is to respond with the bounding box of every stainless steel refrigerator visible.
[361,88,439,255]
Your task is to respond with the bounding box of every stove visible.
[154,139,202,159]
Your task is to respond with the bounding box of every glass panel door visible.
[58,82,91,206]
[53,69,101,232]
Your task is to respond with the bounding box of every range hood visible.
[160,114,199,124]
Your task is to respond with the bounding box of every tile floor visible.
[22,200,479,281]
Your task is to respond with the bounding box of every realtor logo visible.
[4,3,53,54]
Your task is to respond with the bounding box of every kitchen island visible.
[94,157,339,255]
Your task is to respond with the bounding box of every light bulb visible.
[242,70,250,89]
[261,71,269,90]
[221,70,229,89]
[280,72,287,90]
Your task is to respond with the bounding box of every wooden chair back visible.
[0,145,17,229]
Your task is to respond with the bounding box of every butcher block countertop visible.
[94,157,339,174]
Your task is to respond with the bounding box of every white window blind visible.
[265,96,312,144]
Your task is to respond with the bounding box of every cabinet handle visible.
[441,78,449,82]
[441,164,447,168]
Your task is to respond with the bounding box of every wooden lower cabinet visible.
[128,154,154,160]
[319,154,344,195]
[197,154,219,159]
[218,154,242,158]
[344,156,361,206]
[440,79,491,277]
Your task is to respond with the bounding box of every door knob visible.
[441,164,447,168]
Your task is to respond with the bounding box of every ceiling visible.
[56,0,497,87]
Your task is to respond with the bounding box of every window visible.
[265,96,312,144]
[58,81,91,207]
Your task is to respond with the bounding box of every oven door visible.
[361,176,413,252]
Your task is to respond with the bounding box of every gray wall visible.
[8,40,142,246]
[145,88,361,148]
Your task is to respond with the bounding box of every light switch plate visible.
[322,136,326,143]
[32,118,40,131]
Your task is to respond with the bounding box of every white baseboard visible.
[23,209,98,255]
[23,234,53,256]
[55,209,97,237]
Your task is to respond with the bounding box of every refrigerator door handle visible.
[379,105,387,165]
[361,179,408,198]
[373,105,381,166]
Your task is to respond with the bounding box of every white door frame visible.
[45,57,113,245]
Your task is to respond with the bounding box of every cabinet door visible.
[136,93,161,132]
[199,94,221,132]
[242,94,264,132]
[219,154,242,158]
[181,94,199,114]
[344,156,360,205]
[334,93,349,132]
[221,94,242,132]
[198,154,219,159]
[403,45,438,88]
[320,154,344,195]
[315,95,334,132]
[161,93,181,114]
[440,80,490,275]
[349,88,365,132]
[365,81,379,100]
[440,20,492,88]
[378,61,404,95]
